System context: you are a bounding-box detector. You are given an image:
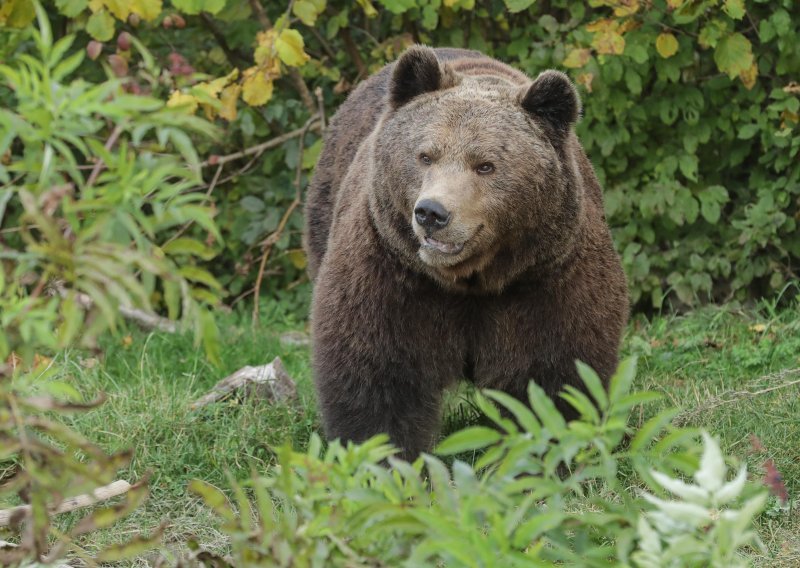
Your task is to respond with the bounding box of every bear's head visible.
[370,45,587,293]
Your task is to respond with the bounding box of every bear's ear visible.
[520,70,582,136]
[390,45,455,108]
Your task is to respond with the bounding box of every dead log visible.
[0,479,132,528]
[190,357,297,410]
[51,285,177,333]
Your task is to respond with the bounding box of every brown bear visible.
[304,46,629,460]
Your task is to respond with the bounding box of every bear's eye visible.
[419,154,433,166]
[476,162,495,175]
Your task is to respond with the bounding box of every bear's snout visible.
[414,199,451,233]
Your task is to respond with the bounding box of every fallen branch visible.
[675,368,800,426]
[190,356,296,410]
[55,287,177,333]
[0,480,132,528]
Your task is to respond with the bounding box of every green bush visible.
[1,5,220,563]
[0,3,222,363]
[4,0,796,314]
[189,359,769,567]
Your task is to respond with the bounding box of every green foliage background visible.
[3,0,799,315]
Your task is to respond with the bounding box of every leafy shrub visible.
[1,5,221,564]
[189,359,768,567]
[4,0,795,314]
[0,2,222,363]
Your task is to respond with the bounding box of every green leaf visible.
[699,19,729,49]
[528,382,567,435]
[714,33,753,79]
[179,266,222,289]
[188,479,236,522]
[630,408,680,451]
[199,308,221,366]
[678,154,698,181]
[55,0,88,17]
[375,0,416,15]
[86,9,115,42]
[575,360,608,410]
[608,357,637,404]
[436,426,502,455]
[512,511,565,547]
[484,390,541,436]
[737,123,759,140]
[723,0,745,20]
[505,0,536,13]
[171,0,225,15]
[162,237,217,260]
[275,28,310,67]
[698,185,729,223]
[292,0,325,26]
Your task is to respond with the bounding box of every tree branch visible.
[200,119,320,168]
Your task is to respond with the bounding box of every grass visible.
[17,299,800,564]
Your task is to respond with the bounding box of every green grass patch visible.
[48,302,800,564]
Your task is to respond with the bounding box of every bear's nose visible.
[414,199,451,232]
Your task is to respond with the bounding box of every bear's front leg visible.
[311,255,461,460]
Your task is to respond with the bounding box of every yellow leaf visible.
[563,48,591,69]
[287,249,307,269]
[166,91,199,114]
[588,19,626,56]
[613,0,639,17]
[254,29,277,66]
[618,18,640,34]
[242,67,274,106]
[275,28,310,67]
[749,323,766,333]
[739,61,757,90]
[666,0,683,7]
[655,32,679,58]
[103,0,131,20]
[130,0,162,20]
[219,84,241,121]
[576,72,594,93]
[586,18,613,33]
[355,0,378,18]
[594,32,625,55]
[88,0,103,12]
[195,68,239,100]
[0,0,35,27]
[122,335,133,347]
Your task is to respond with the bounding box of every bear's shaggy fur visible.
[304,46,629,459]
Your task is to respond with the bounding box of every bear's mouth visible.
[422,236,465,255]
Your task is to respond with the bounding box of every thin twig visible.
[86,123,124,187]
[314,86,327,132]
[251,115,315,327]
[199,121,319,168]
[199,13,249,67]
[341,27,367,80]
[306,26,337,60]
